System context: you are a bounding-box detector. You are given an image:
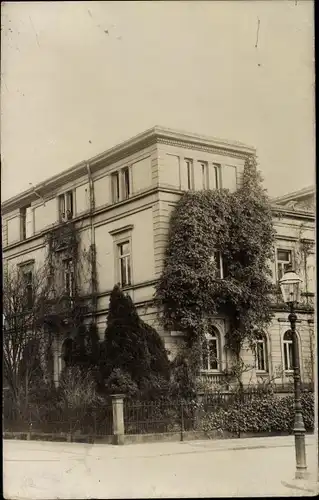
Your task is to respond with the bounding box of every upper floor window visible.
[59,191,73,222]
[201,329,220,371]
[122,167,130,200]
[277,249,292,280]
[210,251,226,279]
[20,205,31,240]
[213,164,221,190]
[111,172,120,203]
[185,159,194,190]
[111,168,131,203]
[63,259,75,297]
[255,333,268,372]
[118,241,131,287]
[200,162,209,190]
[283,330,294,372]
[19,262,34,309]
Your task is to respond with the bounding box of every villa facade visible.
[2,127,315,389]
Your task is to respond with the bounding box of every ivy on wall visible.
[155,157,276,360]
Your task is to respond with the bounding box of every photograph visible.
[1,1,317,498]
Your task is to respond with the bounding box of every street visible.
[3,435,318,499]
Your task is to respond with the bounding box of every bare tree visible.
[3,263,52,410]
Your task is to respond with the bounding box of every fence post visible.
[111,394,125,445]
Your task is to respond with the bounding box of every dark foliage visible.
[101,285,170,397]
[155,157,276,357]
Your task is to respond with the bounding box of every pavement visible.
[3,434,318,499]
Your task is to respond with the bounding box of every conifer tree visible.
[102,285,170,396]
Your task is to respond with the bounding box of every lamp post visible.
[279,266,308,480]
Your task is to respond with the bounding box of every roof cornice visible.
[271,204,315,220]
[271,185,315,205]
[1,126,255,215]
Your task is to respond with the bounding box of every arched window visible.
[283,330,293,371]
[255,333,268,372]
[201,328,220,371]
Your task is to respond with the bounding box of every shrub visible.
[105,368,139,398]
[200,392,314,434]
[58,366,102,409]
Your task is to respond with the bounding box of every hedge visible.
[200,392,314,434]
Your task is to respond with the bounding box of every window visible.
[277,249,292,280]
[201,329,219,371]
[111,168,131,203]
[214,164,221,189]
[20,207,27,240]
[210,251,225,279]
[283,330,294,371]
[59,191,73,221]
[20,263,34,309]
[255,333,268,372]
[200,162,209,190]
[185,159,193,190]
[20,205,32,240]
[118,241,131,287]
[63,259,75,297]
[111,172,120,203]
[122,167,130,200]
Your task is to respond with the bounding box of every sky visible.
[1,1,315,202]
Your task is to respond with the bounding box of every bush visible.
[58,366,103,408]
[200,392,314,434]
[105,369,139,398]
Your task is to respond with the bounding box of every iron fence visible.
[123,399,198,435]
[3,402,113,437]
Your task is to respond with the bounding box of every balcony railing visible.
[197,372,228,391]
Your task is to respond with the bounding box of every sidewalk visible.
[3,435,318,499]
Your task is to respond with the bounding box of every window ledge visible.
[256,371,269,376]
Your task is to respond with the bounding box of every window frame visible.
[185,159,194,190]
[199,161,209,190]
[255,334,268,373]
[59,191,74,222]
[63,258,75,298]
[283,330,294,372]
[19,206,31,241]
[122,166,131,200]
[117,240,132,288]
[211,251,225,279]
[200,329,220,372]
[213,163,221,190]
[276,248,292,281]
[19,261,34,309]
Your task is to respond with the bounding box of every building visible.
[2,127,315,389]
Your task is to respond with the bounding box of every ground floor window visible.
[201,328,220,371]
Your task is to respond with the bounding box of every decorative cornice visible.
[271,205,315,221]
[156,137,253,160]
[1,126,255,215]
[272,186,315,205]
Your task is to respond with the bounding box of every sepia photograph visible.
[1,0,317,498]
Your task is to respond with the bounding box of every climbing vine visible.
[155,157,276,362]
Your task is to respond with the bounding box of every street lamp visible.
[279,266,308,480]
